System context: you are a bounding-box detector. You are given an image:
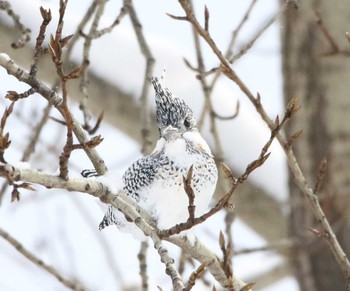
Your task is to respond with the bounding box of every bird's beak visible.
[161,125,181,140]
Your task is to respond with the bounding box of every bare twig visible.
[184,262,207,291]
[79,0,107,132]
[124,0,155,155]
[186,1,227,169]
[219,231,234,290]
[211,101,240,121]
[204,5,209,32]
[138,241,149,291]
[0,102,14,163]
[30,7,52,76]
[230,0,291,63]
[6,6,52,103]
[0,103,52,203]
[80,5,127,39]
[183,165,195,222]
[284,128,302,150]
[5,88,37,101]
[227,0,258,58]
[315,9,350,57]
[0,53,107,175]
[224,211,235,260]
[82,110,104,135]
[168,235,248,289]
[313,158,327,194]
[234,238,296,256]
[48,0,79,180]
[178,249,188,276]
[346,32,350,43]
[0,1,31,48]
[63,0,99,61]
[0,227,91,291]
[77,3,126,134]
[70,196,123,286]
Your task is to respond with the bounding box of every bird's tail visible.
[99,205,115,230]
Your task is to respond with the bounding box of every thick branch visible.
[0,161,184,290]
[0,161,250,289]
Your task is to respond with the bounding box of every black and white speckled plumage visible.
[99,77,218,234]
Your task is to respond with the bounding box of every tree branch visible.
[175,0,350,282]
[0,161,252,289]
[0,53,107,175]
[0,227,91,291]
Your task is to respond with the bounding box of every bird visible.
[97,76,218,236]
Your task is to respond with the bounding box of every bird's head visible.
[151,77,197,140]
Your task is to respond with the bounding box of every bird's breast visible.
[136,134,218,230]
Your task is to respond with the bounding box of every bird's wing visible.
[122,154,168,201]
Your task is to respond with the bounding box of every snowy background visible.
[0,0,299,290]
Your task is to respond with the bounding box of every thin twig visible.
[79,0,107,131]
[187,1,227,167]
[0,103,52,203]
[211,101,240,121]
[0,53,107,175]
[313,158,327,194]
[183,165,195,222]
[230,0,291,63]
[0,1,31,48]
[227,0,258,59]
[219,231,234,290]
[0,102,14,163]
[0,227,91,291]
[48,0,78,180]
[63,0,99,61]
[224,211,235,261]
[80,5,127,39]
[30,6,52,76]
[167,235,248,289]
[314,9,350,57]
[124,0,155,155]
[204,5,209,32]
[63,0,106,136]
[5,88,37,101]
[77,3,127,134]
[138,241,149,291]
[70,196,123,286]
[178,249,188,276]
[234,238,296,255]
[184,262,207,291]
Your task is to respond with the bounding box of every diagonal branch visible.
[0,1,31,48]
[124,0,155,155]
[0,227,91,291]
[175,0,350,283]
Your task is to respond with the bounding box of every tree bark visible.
[282,1,350,290]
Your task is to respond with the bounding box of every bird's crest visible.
[151,76,196,135]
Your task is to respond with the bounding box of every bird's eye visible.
[184,118,191,129]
